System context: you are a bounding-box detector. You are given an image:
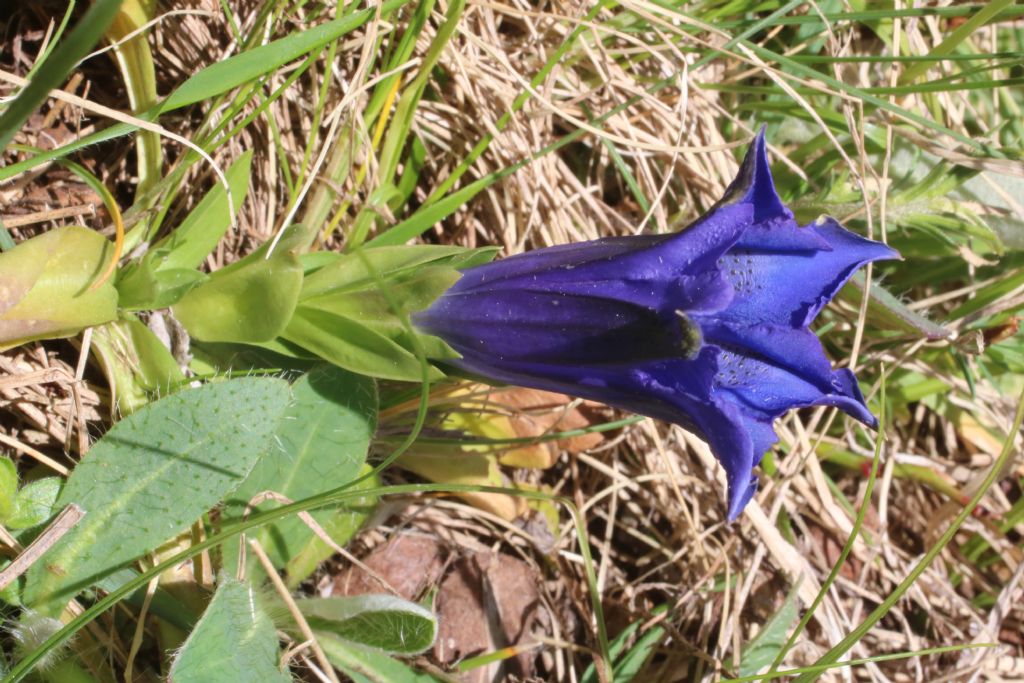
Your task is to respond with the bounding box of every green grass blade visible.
[0,0,123,151]
[769,374,887,674]
[792,388,1024,683]
[368,174,512,247]
[642,0,1007,158]
[898,0,1016,84]
[726,644,995,682]
[692,0,806,69]
[379,0,806,247]
[21,1,77,82]
[0,123,136,183]
[159,0,410,112]
[581,102,650,215]
[738,39,1003,155]
[711,4,1024,30]
[702,77,1024,97]
[421,0,616,208]
[786,52,1022,64]
[373,0,466,197]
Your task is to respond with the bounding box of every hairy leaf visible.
[22,378,290,615]
[6,478,62,531]
[169,576,290,683]
[319,633,443,683]
[301,594,438,655]
[222,365,377,581]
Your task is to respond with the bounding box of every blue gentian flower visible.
[414,130,898,519]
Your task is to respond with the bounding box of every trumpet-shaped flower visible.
[414,131,898,519]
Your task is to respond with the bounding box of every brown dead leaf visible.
[435,558,493,682]
[397,386,605,520]
[331,534,447,601]
[435,552,542,682]
[478,552,540,676]
[488,387,604,468]
[983,316,1020,348]
[396,447,525,521]
[955,410,1004,458]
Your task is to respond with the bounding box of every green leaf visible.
[319,633,443,683]
[281,245,494,380]
[172,229,304,343]
[303,265,460,322]
[300,251,343,273]
[88,319,186,415]
[0,226,117,349]
[281,307,436,382]
[736,583,801,676]
[300,264,466,364]
[0,457,16,522]
[839,273,952,341]
[6,478,62,531]
[283,465,378,589]
[159,151,254,271]
[301,245,493,298]
[300,594,438,655]
[117,152,253,309]
[223,365,377,580]
[581,612,665,683]
[117,267,209,311]
[106,0,161,195]
[21,377,291,616]
[169,576,290,683]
